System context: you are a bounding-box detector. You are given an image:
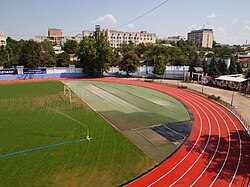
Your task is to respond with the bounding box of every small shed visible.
[189,67,204,82]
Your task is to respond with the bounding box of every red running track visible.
[1,77,250,186]
[93,78,250,187]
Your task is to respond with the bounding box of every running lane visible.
[90,78,250,187]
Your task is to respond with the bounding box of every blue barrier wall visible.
[0,73,86,80]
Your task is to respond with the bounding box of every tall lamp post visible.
[152,56,155,82]
[230,82,235,107]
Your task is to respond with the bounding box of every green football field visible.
[63,80,190,162]
[0,81,154,186]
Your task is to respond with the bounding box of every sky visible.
[1,0,250,45]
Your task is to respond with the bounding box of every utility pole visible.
[152,55,155,81]
[230,82,235,107]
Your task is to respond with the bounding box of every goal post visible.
[64,85,72,102]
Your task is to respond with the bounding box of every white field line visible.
[85,84,144,113]
[147,98,205,187]
[50,108,90,137]
[85,85,125,112]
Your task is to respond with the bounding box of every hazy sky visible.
[1,0,250,45]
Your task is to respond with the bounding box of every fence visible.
[228,106,250,134]
[107,65,190,79]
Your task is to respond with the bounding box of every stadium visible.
[0,76,249,186]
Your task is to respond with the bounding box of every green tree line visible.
[0,35,248,77]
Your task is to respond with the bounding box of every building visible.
[35,28,82,45]
[167,35,186,43]
[82,29,156,48]
[187,29,214,48]
[48,28,62,38]
[237,53,250,69]
[0,31,6,47]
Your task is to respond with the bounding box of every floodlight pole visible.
[231,90,235,107]
[152,56,155,81]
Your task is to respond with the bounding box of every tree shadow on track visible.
[185,130,250,186]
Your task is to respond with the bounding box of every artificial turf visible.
[64,80,190,130]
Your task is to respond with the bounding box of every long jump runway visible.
[90,78,250,187]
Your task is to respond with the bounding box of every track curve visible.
[92,78,250,187]
[3,77,249,186]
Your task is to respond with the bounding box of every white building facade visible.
[0,31,6,47]
[82,29,156,48]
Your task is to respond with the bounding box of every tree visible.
[153,54,167,76]
[236,63,243,74]
[78,37,97,75]
[39,40,56,67]
[96,33,114,74]
[63,40,79,54]
[202,59,209,75]
[245,67,250,78]
[4,37,24,68]
[78,32,114,76]
[208,56,220,77]
[56,52,70,67]
[229,56,237,74]
[19,40,41,68]
[120,41,137,55]
[119,51,140,75]
[0,46,7,66]
[217,59,229,75]
[213,46,231,56]
[112,48,122,67]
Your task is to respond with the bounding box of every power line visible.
[113,0,171,29]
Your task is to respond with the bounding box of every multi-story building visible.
[35,28,82,45]
[0,31,6,47]
[82,29,156,48]
[48,28,62,38]
[187,29,214,48]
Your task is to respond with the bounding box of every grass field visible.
[0,81,154,186]
[63,80,191,162]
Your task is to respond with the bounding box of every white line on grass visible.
[50,108,91,140]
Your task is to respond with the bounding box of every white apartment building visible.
[187,29,214,48]
[0,31,6,47]
[82,29,156,48]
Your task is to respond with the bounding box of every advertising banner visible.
[23,68,47,74]
[0,69,18,75]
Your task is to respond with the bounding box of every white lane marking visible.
[147,97,206,187]
[207,103,242,187]
[187,96,225,186]
[167,95,212,187]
